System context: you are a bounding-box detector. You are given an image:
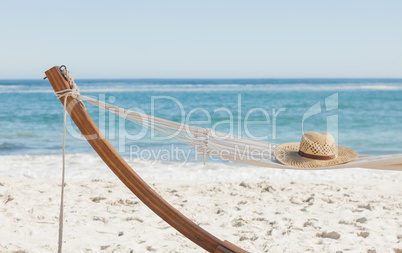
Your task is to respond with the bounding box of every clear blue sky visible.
[0,0,401,79]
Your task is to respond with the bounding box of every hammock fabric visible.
[78,96,402,171]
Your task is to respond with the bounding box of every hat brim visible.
[274,143,359,168]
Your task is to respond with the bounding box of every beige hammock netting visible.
[77,95,402,171]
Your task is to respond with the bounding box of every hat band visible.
[298,150,336,160]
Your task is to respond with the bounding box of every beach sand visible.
[1,175,401,252]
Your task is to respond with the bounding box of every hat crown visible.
[299,132,337,156]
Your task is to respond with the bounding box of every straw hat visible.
[274,132,358,168]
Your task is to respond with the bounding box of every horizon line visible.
[1,77,402,81]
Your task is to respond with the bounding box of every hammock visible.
[78,92,402,171]
[46,66,402,253]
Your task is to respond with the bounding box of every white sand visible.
[1,176,402,252]
[1,154,401,252]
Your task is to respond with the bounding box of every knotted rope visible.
[54,66,81,253]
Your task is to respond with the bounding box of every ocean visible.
[0,78,401,177]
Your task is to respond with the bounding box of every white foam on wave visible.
[0,85,25,89]
[0,90,54,94]
[80,84,402,92]
[360,85,401,90]
[0,154,400,182]
[1,83,402,94]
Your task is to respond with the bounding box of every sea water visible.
[0,79,401,178]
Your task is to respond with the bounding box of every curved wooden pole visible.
[45,66,247,253]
